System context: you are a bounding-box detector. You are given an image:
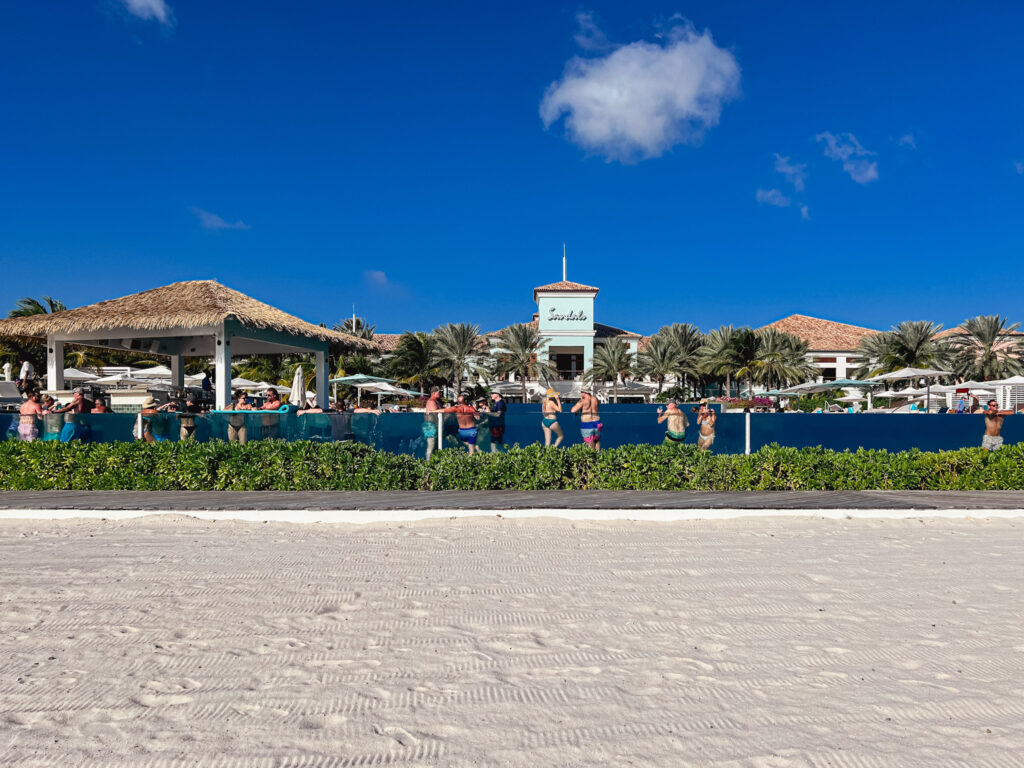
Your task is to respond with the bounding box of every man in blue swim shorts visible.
[423,387,442,459]
[442,394,482,455]
[571,391,602,451]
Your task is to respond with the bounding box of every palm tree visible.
[728,328,762,398]
[855,321,948,377]
[333,316,376,340]
[754,328,816,390]
[431,323,487,397]
[656,323,704,393]
[585,339,634,403]
[8,295,66,318]
[389,331,440,393]
[947,315,1023,381]
[491,324,555,402]
[699,325,738,397]
[636,334,683,394]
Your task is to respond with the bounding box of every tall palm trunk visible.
[520,367,528,404]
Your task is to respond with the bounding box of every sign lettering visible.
[547,307,587,322]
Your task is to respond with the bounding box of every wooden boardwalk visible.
[1,489,1023,510]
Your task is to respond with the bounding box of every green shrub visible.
[1,440,1023,491]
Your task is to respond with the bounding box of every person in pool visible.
[18,389,43,442]
[541,388,564,447]
[657,399,689,445]
[443,394,482,454]
[486,391,507,453]
[696,399,716,451]
[571,391,601,450]
[423,387,442,459]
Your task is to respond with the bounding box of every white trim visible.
[0,508,1020,524]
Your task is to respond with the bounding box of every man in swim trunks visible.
[443,394,481,454]
[982,398,1010,450]
[18,389,42,441]
[572,391,602,450]
[541,388,564,447]
[486,392,507,453]
[423,387,442,459]
[51,387,93,442]
[657,399,689,445]
[696,399,716,451]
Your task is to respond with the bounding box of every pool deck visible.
[1,490,1022,523]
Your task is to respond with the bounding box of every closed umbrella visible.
[290,366,305,408]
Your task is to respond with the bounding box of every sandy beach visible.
[2,514,1023,767]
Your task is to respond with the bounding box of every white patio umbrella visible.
[256,381,291,394]
[62,368,98,381]
[230,377,261,389]
[92,373,153,388]
[870,367,951,411]
[290,366,305,408]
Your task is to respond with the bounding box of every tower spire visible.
[562,242,567,282]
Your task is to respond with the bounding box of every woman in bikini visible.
[541,388,564,447]
[696,400,716,451]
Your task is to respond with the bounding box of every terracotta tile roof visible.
[373,333,403,352]
[533,280,600,300]
[594,322,642,339]
[760,314,879,351]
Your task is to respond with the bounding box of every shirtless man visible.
[657,399,689,446]
[18,390,43,441]
[52,387,93,442]
[541,388,564,447]
[572,391,601,450]
[260,387,282,439]
[423,387,442,459]
[443,394,481,454]
[982,398,1010,451]
[696,399,716,451]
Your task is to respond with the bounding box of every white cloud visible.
[189,207,250,230]
[800,205,810,220]
[756,188,791,207]
[540,20,740,163]
[119,0,174,25]
[897,133,916,149]
[773,153,807,191]
[363,270,389,286]
[1014,161,1024,175]
[573,12,611,52]
[816,132,878,184]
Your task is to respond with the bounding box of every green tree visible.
[431,323,488,397]
[333,316,376,340]
[655,323,704,393]
[585,339,634,403]
[754,328,816,390]
[699,325,738,397]
[854,321,949,377]
[8,295,66,318]
[491,324,555,402]
[728,328,762,398]
[388,332,441,393]
[636,334,683,394]
[947,315,1023,381]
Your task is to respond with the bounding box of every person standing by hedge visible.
[982,399,1010,451]
[17,389,42,441]
[486,391,507,453]
[442,394,482,455]
[572,391,602,450]
[696,399,716,451]
[657,400,689,445]
[423,387,442,459]
[541,388,564,448]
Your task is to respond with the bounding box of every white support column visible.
[315,348,327,409]
[214,328,232,410]
[170,354,185,390]
[46,336,64,392]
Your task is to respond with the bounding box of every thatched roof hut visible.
[0,280,374,408]
[0,280,372,351]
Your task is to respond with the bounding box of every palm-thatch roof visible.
[0,280,374,351]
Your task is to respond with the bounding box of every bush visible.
[1,440,1023,491]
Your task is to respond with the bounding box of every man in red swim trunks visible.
[443,394,482,455]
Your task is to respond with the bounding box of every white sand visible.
[1,515,1022,767]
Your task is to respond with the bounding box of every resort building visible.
[759,314,879,382]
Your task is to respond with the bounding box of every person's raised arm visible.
[570,400,583,414]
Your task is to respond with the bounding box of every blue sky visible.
[2,1,1023,336]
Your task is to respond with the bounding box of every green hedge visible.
[2,440,1024,491]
